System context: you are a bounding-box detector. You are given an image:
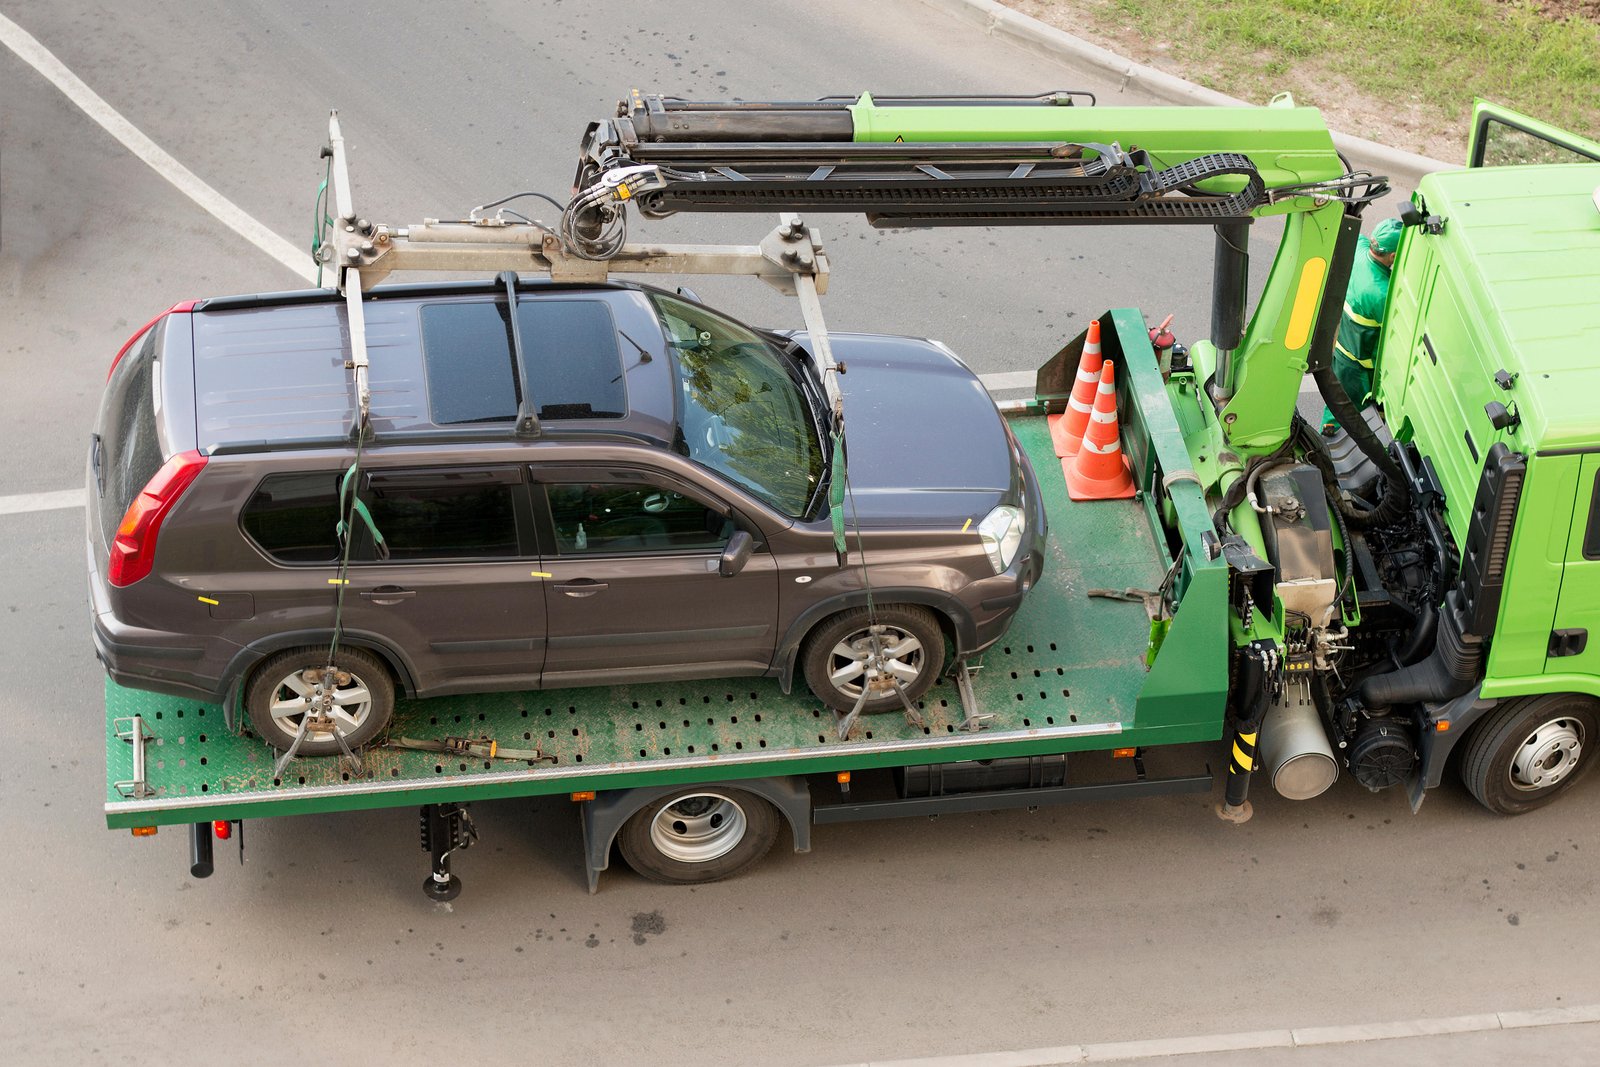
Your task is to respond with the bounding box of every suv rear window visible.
[241,473,343,562]
[95,323,166,547]
[420,299,627,425]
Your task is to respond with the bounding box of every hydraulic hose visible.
[1393,600,1438,668]
[1303,212,1410,527]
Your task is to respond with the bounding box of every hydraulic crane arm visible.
[567,91,1388,452]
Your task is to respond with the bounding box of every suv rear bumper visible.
[86,536,231,703]
[90,610,226,702]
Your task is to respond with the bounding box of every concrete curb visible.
[920,0,1453,191]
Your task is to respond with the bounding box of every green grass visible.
[1068,0,1600,154]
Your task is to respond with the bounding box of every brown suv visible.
[87,280,1044,754]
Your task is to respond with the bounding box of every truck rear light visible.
[213,820,233,840]
[106,300,198,381]
[108,450,208,587]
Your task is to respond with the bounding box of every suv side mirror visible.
[719,530,754,577]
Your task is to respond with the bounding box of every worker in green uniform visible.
[1323,217,1404,432]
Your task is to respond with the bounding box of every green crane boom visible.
[572,90,1386,454]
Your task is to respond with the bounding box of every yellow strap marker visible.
[530,571,552,578]
[197,595,220,606]
[327,578,349,586]
[961,518,972,532]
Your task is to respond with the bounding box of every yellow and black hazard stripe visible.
[1229,728,1257,777]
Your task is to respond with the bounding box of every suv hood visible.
[794,332,1013,526]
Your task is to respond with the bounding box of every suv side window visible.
[544,481,733,555]
[364,468,524,560]
[242,467,525,563]
[241,472,343,563]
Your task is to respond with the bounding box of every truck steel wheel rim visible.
[1510,717,1585,791]
[266,666,374,743]
[828,626,924,699]
[649,793,748,863]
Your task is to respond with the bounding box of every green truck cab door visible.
[1468,101,1600,168]
[1546,456,1600,686]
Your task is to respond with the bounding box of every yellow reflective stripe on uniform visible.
[1334,342,1374,369]
[1343,302,1382,329]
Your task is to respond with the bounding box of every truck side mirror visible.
[720,530,754,576]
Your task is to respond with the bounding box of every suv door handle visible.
[554,579,608,597]
[360,586,416,604]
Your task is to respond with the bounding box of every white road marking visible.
[0,12,318,285]
[0,488,87,516]
[826,1004,1600,1065]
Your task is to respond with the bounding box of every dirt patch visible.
[1525,0,1600,19]
[1001,0,1598,164]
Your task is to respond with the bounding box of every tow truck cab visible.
[1375,103,1600,708]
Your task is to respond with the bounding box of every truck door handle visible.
[1549,628,1587,658]
[360,586,416,604]
[554,579,608,597]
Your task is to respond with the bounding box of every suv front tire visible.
[801,605,945,715]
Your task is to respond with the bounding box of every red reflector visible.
[213,820,232,840]
[106,301,196,381]
[108,450,208,587]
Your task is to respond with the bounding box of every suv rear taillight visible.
[108,450,208,587]
[107,300,198,381]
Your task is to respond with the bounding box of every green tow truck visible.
[102,95,1600,898]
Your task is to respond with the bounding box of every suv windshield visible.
[650,293,824,516]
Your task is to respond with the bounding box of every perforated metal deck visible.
[105,415,1201,828]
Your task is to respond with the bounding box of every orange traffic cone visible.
[1063,360,1136,501]
[1048,319,1103,458]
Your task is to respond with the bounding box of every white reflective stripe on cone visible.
[1068,397,1094,412]
[1089,408,1117,423]
[1081,437,1122,454]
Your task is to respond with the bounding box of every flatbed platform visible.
[106,386,1226,828]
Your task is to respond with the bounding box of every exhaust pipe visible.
[188,822,215,879]
[1259,685,1339,800]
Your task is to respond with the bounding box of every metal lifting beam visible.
[316,111,846,431]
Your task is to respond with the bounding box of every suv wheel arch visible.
[773,589,968,692]
[218,629,417,722]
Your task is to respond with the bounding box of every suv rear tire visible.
[244,646,395,756]
[801,604,945,714]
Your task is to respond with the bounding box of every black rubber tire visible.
[617,787,782,885]
[800,604,945,715]
[1460,693,1598,816]
[244,646,395,756]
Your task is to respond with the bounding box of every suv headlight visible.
[977,505,1025,574]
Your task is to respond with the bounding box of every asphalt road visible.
[1,2,1595,1064]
